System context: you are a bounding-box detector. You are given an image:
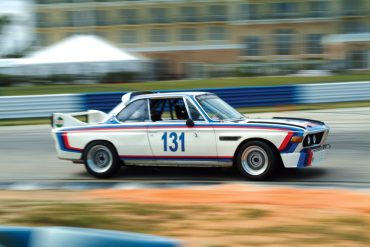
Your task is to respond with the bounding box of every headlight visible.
[307,136,311,145]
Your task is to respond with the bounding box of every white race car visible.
[51,91,330,180]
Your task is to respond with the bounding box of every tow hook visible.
[323,144,331,150]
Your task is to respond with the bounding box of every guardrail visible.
[0,94,84,119]
[0,81,369,119]
[297,81,370,104]
[0,226,179,247]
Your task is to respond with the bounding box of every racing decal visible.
[161,132,185,152]
[248,121,306,130]
[56,122,305,156]
[278,132,294,151]
[59,123,303,133]
[279,131,304,153]
[119,155,233,162]
[56,132,82,153]
[55,117,64,128]
[297,149,313,167]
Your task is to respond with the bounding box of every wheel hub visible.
[94,150,109,168]
[87,145,113,173]
[248,151,265,169]
[241,145,269,176]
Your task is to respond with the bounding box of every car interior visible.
[150,98,189,122]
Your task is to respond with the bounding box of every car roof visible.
[132,91,211,100]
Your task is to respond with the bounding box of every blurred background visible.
[0,0,369,85]
[0,2,369,246]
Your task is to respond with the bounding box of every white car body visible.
[51,91,330,179]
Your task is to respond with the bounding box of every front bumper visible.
[281,144,331,168]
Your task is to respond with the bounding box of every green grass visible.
[1,199,370,246]
[238,208,270,219]
[0,118,51,126]
[221,220,370,245]
[6,202,167,233]
[1,73,370,96]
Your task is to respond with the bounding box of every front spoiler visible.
[281,143,331,168]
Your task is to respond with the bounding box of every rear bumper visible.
[281,144,331,168]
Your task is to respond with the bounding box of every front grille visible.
[303,132,324,147]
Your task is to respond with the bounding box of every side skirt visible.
[123,160,233,168]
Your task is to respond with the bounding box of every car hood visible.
[238,117,328,132]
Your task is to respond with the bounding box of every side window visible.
[150,99,166,121]
[186,99,205,121]
[150,98,189,121]
[173,99,189,120]
[116,99,148,122]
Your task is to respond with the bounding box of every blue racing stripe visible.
[281,132,304,153]
[56,132,81,153]
[297,151,307,168]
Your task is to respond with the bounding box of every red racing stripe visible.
[119,155,233,159]
[278,131,294,151]
[306,150,313,166]
[62,132,82,151]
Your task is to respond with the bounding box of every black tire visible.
[83,141,120,178]
[236,140,277,180]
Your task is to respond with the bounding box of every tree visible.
[0,15,10,33]
[0,15,11,57]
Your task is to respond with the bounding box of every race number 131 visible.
[161,132,185,152]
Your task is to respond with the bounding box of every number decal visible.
[169,132,178,152]
[161,132,167,152]
[179,132,185,152]
[161,132,185,152]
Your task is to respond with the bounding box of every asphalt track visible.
[0,107,369,189]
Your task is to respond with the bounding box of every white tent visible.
[1,35,149,76]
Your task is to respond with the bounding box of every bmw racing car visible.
[51,91,330,180]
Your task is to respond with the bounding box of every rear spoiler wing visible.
[51,110,108,129]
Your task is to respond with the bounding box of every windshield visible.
[196,94,245,121]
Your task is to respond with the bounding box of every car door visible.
[147,96,219,165]
[112,98,154,164]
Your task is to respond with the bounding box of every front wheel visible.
[236,141,277,180]
[84,141,120,178]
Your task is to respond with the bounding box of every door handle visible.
[148,130,160,133]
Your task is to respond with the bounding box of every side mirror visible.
[186,118,194,127]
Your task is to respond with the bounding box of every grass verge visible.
[1,73,369,96]
[0,194,369,247]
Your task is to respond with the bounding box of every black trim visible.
[72,160,84,164]
[303,131,324,147]
[219,136,241,141]
[273,117,325,126]
[248,121,306,130]
[131,91,153,97]
[50,113,54,128]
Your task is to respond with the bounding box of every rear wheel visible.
[236,141,277,180]
[84,141,120,178]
